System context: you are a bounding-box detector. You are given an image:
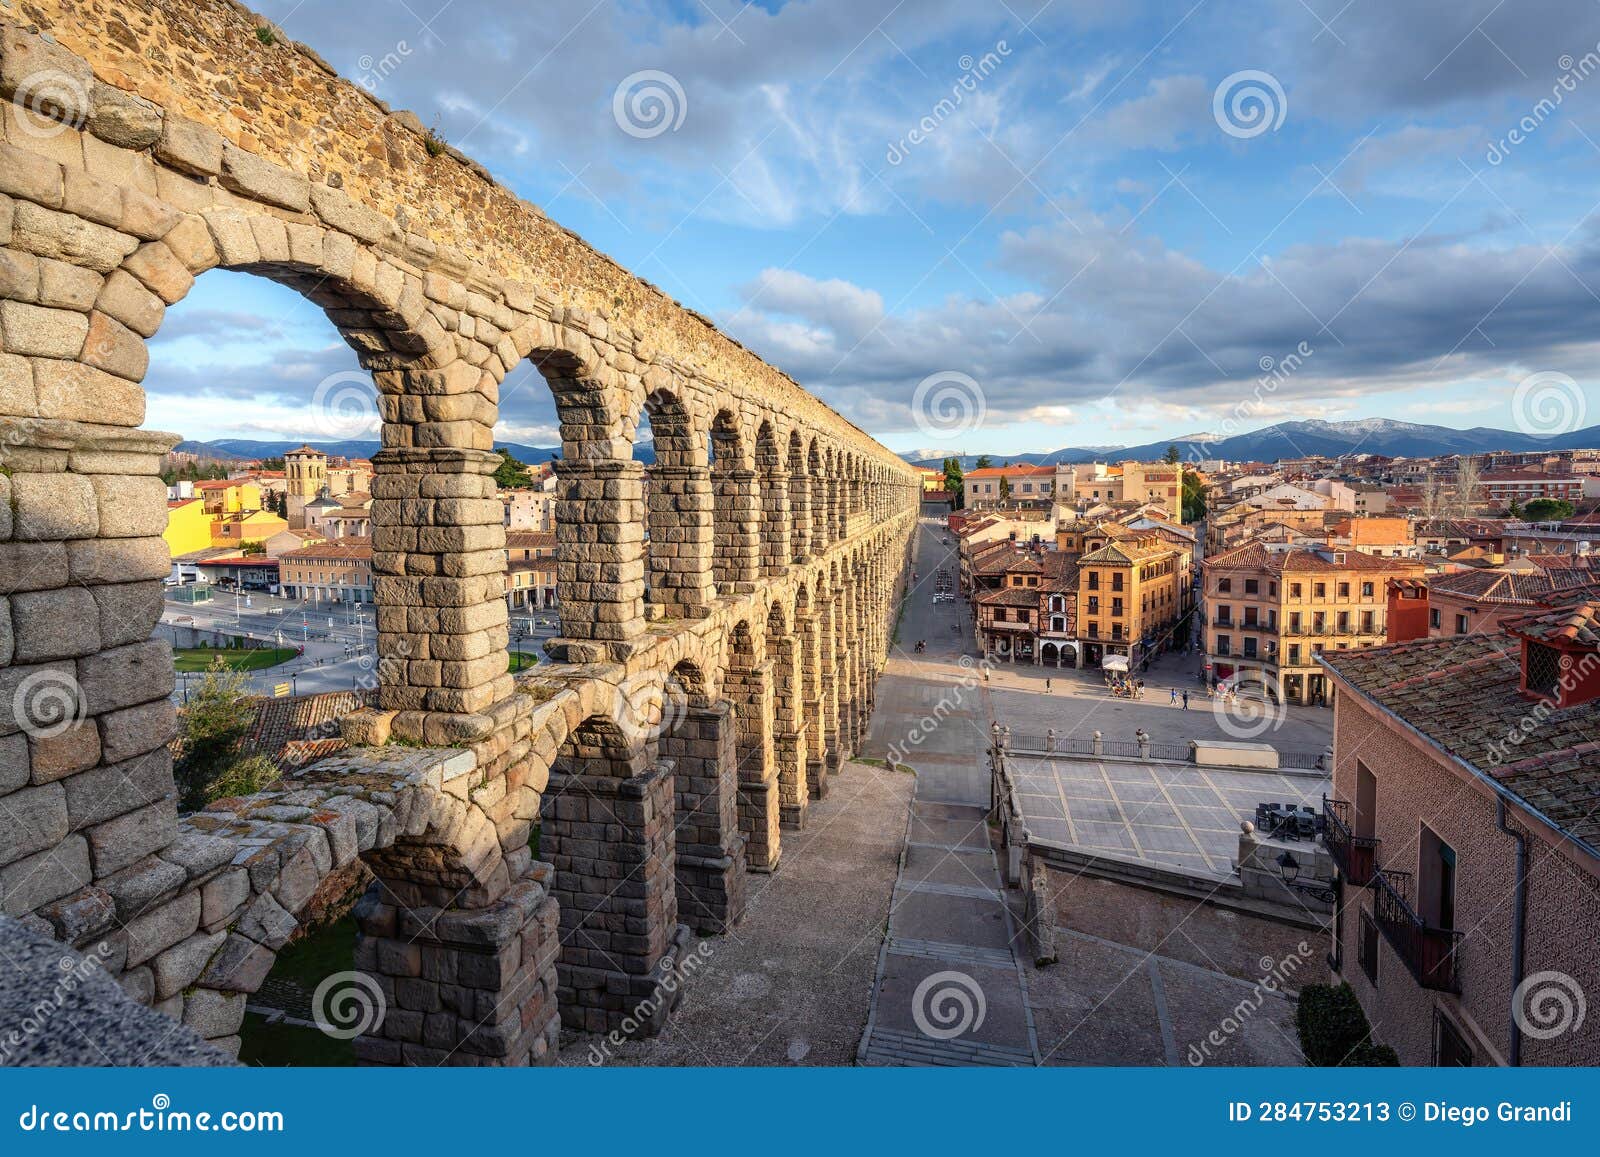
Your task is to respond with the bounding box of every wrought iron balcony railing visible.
[1322,795,1380,887]
[1372,868,1463,993]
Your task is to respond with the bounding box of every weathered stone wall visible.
[0,0,920,1066]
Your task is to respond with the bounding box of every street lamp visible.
[1275,851,1337,903]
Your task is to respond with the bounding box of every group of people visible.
[1108,676,1145,699]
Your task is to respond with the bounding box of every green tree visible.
[1181,471,1208,523]
[1164,444,1181,464]
[174,659,278,811]
[493,447,532,489]
[974,455,993,470]
[1520,497,1574,522]
[942,457,965,508]
[998,476,1012,504]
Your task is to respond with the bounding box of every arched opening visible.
[808,440,827,551]
[795,583,829,799]
[710,409,758,594]
[788,430,811,563]
[638,386,713,619]
[542,712,687,1036]
[724,620,780,872]
[756,419,790,575]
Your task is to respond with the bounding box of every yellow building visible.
[162,498,213,557]
[195,478,265,516]
[1075,534,1186,668]
[211,509,288,549]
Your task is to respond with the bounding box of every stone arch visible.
[541,711,687,1036]
[722,619,780,872]
[755,418,791,576]
[710,408,759,594]
[638,381,714,619]
[788,429,812,563]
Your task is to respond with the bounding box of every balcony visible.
[1372,869,1462,993]
[1322,795,1379,887]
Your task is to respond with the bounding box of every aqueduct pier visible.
[0,1,920,1063]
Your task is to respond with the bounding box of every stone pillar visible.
[645,463,716,618]
[759,465,791,576]
[813,472,833,549]
[713,466,760,594]
[552,457,646,663]
[822,597,844,777]
[799,610,829,801]
[726,659,781,873]
[770,636,809,830]
[370,445,512,744]
[0,419,178,921]
[352,863,561,1066]
[660,702,747,934]
[541,739,686,1036]
[789,467,812,563]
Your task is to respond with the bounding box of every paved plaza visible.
[1004,754,1329,878]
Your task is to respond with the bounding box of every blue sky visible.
[150,0,1600,456]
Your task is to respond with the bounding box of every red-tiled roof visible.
[1504,599,1600,647]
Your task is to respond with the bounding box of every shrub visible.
[1296,982,1397,1066]
[254,26,277,45]
[174,659,279,809]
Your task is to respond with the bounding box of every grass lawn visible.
[509,650,540,673]
[172,646,297,672]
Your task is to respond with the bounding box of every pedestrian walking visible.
[1169,687,1178,705]
[1181,690,1189,710]
[1045,677,1052,693]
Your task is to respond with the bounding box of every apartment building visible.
[1317,601,1600,1065]
[962,464,1056,510]
[279,537,374,604]
[1203,542,1423,705]
[1076,535,1186,669]
[1064,461,1185,521]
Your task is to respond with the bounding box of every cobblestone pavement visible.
[856,517,1040,1066]
[1004,754,1330,878]
[554,760,914,1066]
[1029,872,1328,1066]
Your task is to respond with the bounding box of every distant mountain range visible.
[173,438,660,465]
[904,418,1600,470]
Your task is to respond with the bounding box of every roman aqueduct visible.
[0,0,920,1064]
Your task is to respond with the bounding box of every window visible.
[1314,582,1327,598]
[1454,614,1468,635]
[1218,578,1232,593]
[1215,635,1231,655]
[1245,578,1259,595]
[1290,582,1302,598]
[1338,582,1350,598]
[1088,572,1099,590]
[1361,582,1374,598]
[1243,637,1258,658]
[1429,609,1441,629]
[1418,825,1457,931]
[1358,911,1379,985]
[1433,1011,1475,1067]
